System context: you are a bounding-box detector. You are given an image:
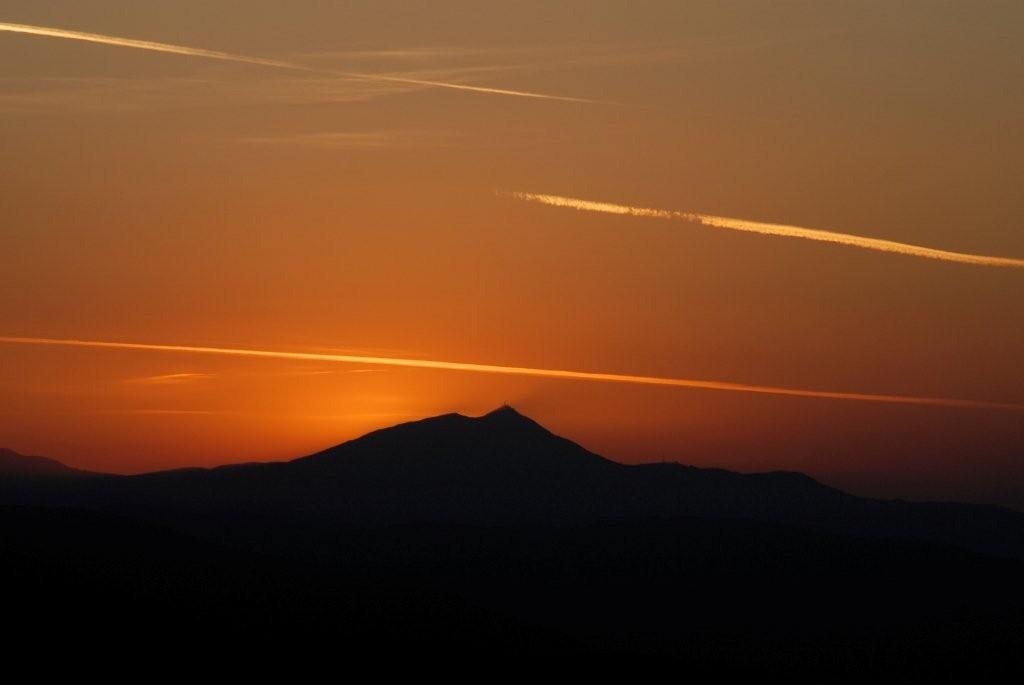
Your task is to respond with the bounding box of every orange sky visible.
[1,1,1023,507]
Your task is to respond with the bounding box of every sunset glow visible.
[2,3,1023,508]
[5,5,1024,668]
[5,335,1021,412]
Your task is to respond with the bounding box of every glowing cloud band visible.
[1,336,1021,412]
[503,192,1024,268]
[0,21,594,103]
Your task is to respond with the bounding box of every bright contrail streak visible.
[0,21,595,103]
[2,336,1022,412]
[503,192,1024,268]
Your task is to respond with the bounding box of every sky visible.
[1,1,1023,507]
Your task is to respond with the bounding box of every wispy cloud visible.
[2,336,1021,412]
[502,192,1024,269]
[291,411,416,422]
[122,408,228,416]
[122,368,377,384]
[0,74,411,112]
[298,39,782,72]
[0,21,598,103]
[125,372,216,385]
[234,367,381,377]
[238,130,453,150]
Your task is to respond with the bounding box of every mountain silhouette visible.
[3,406,1023,558]
[3,406,1024,671]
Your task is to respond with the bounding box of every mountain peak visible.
[480,404,528,420]
[294,405,610,476]
[476,405,551,434]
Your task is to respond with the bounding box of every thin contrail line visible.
[0,21,596,103]
[503,191,1024,268]
[1,336,1021,412]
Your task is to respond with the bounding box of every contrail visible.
[0,21,595,103]
[503,192,1024,268]
[2,336,1022,412]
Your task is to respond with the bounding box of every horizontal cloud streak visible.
[124,409,227,416]
[126,372,216,385]
[0,21,595,103]
[504,192,1024,269]
[0,74,411,112]
[238,130,454,150]
[1,336,1021,412]
[0,22,300,68]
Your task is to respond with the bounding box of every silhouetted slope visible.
[274,405,626,523]
[2,407,1024,558]
[0,448,93,478]
[299,406,611,472]
[4,409,1024,671]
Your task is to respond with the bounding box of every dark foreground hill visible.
[2,407,1023,672]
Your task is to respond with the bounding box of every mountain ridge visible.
[0,447,93,478]
[2,406,1023,559]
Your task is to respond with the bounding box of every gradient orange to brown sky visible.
[2,2,1023,507]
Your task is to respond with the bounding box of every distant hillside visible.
[3,407,1024,671]
[2,406,1023,559]
[0,448,93,478]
